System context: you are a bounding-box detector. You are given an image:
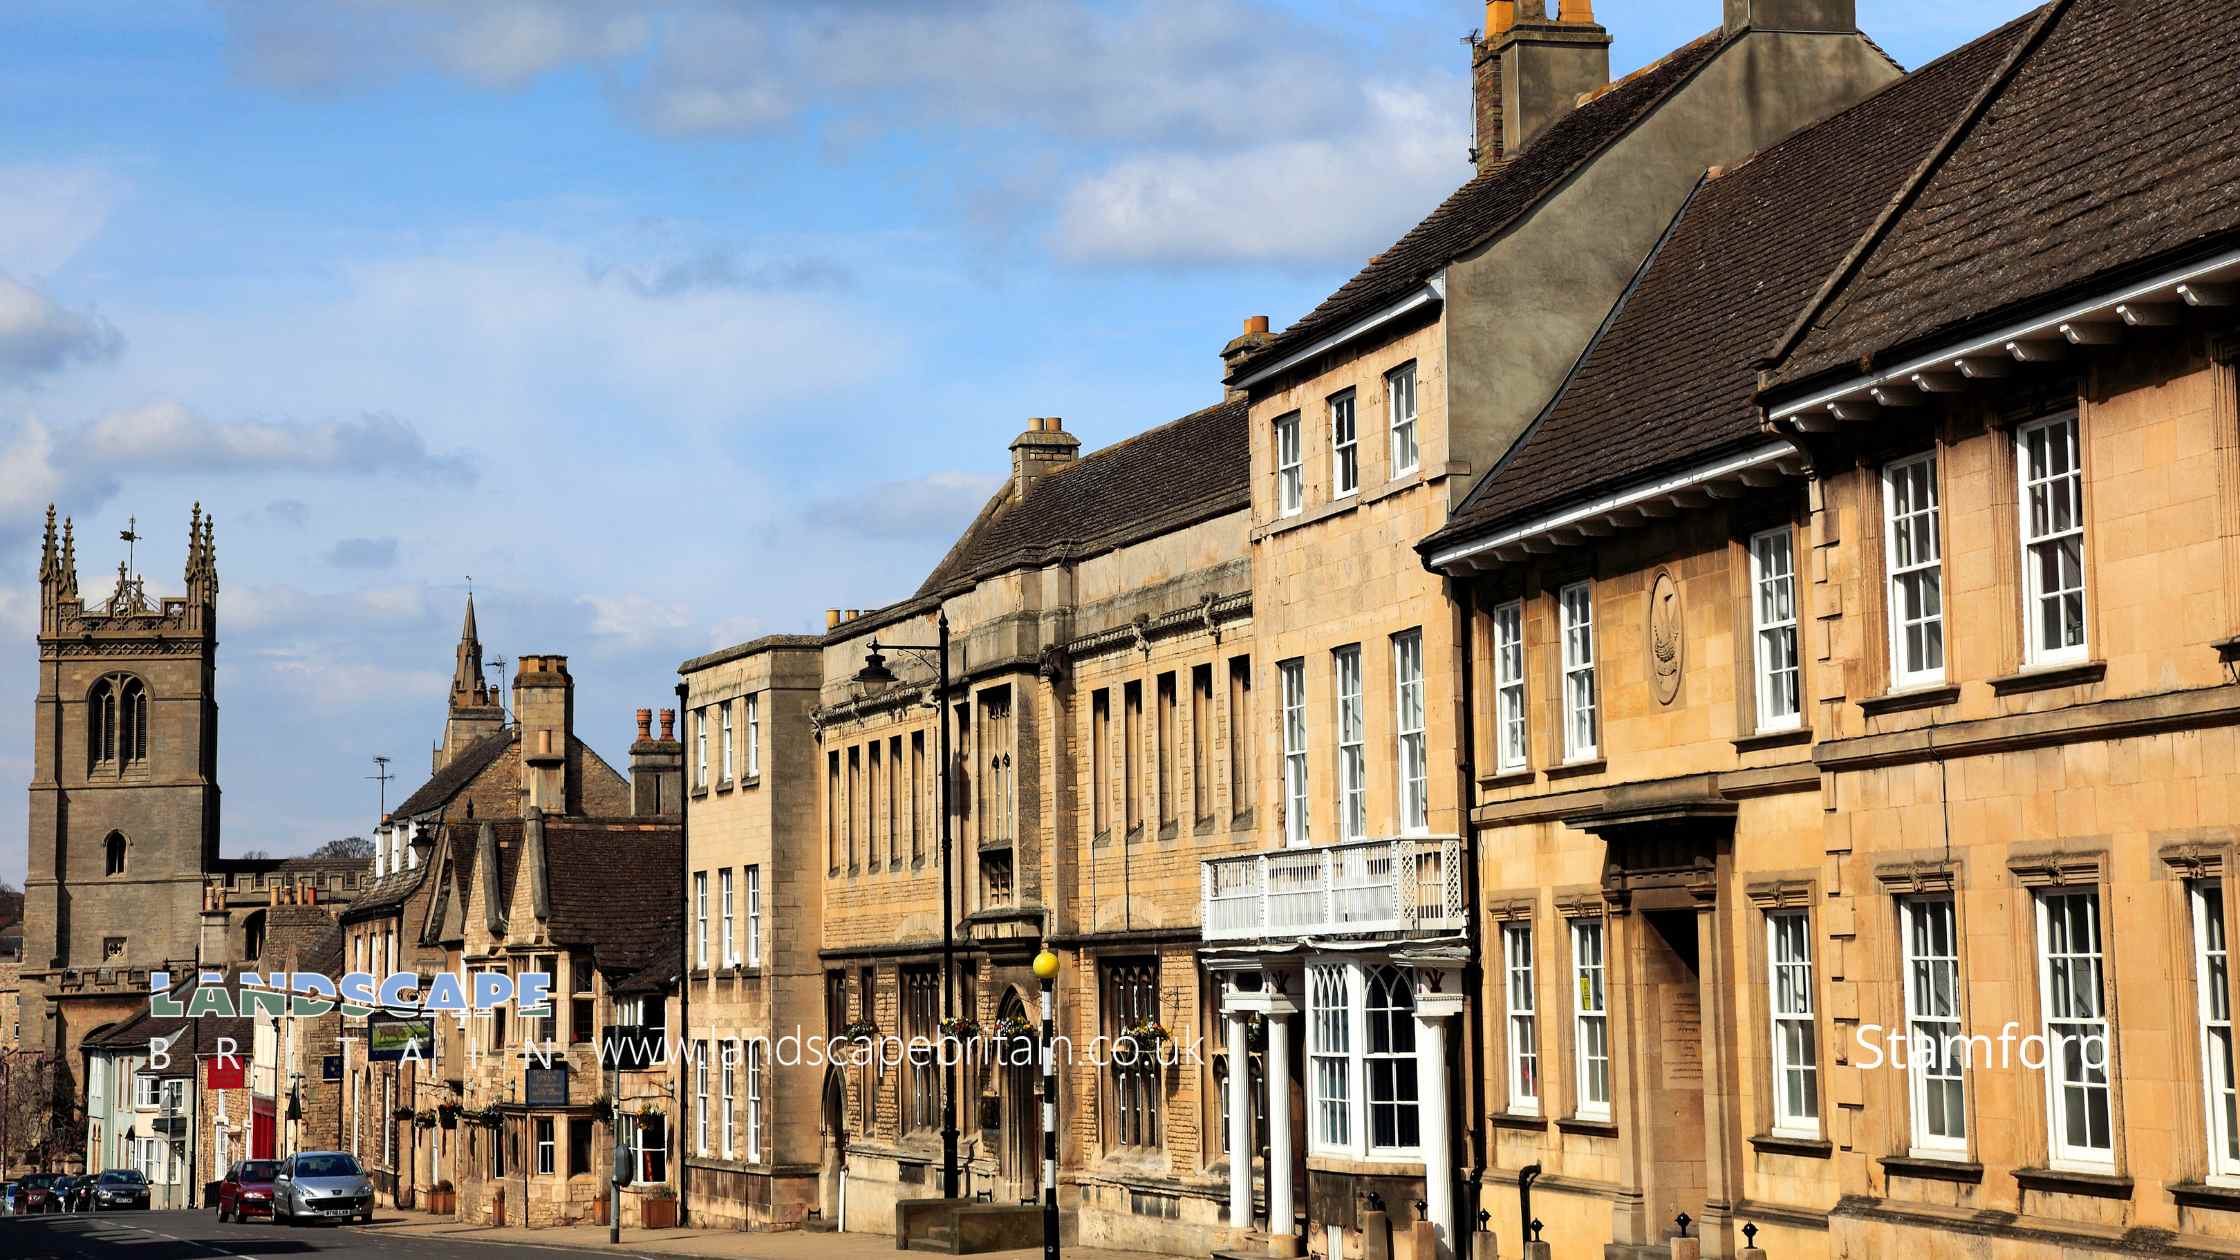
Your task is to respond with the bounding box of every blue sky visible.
[0,0,2039,882]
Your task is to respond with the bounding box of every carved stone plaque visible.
[1648,568,1683,705]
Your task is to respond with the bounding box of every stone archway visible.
[994,989,1039,1203]
[819,1066,847,1228]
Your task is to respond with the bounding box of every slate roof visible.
[1230,29,1730,382]
[256,904,345,976]
[542,819,682,990]
[340,861,427,922]
[1426,12,2034,548]
[1769,0,2240,390]
[912,398,1249,597]
[391,729,514,819]
[83,971,254,1076]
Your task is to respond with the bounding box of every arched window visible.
[104,831,127,876]
[120,678,148,765]
[243,909,268,961]
[89,678,116,766]
[1364,965,1420,1151]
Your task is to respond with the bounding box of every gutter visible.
[1231,277,1446,392]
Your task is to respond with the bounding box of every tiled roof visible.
[391,729,514,819]
[1769,0,2240,390]
[340,861,426,922]
[1427,12,2034,547]
[256,905,345,976]
[83,971,254,1074]
[1231,30,1730,381]
[542,819,682,987]
[912,398,1249,597]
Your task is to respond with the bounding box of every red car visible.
[214,1159,280,1222]
[16,1172,62,1213]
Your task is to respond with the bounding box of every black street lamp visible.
[851,611,959,1200]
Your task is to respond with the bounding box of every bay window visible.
[1307,960,1423,1158]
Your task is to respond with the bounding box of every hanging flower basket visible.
[840,1019,879,1043]
[939,1015,981,1041]
[391,1105,416,1122]
[437,1102,462,1129]
[413,1109,439,1130]
[468,1105,505,1129]
[637,1101,664,1122]
[589,1095,615,1124]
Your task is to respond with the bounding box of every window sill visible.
[1158,822,1180,842]
[1544,758,1606,781]
[2012,1166,2133,1200]
[1879,1154,1983,1184]
[1256,496,1355,541]
[1749,1133,1832,1159]
[1732,726,1812,754]
[1555,1116,1618,1138]
[690,786,711,801]
[1488,1110,1547,1132]
[737,775,762,791]
[1231,807,1256,832]
[1478,768,1535,790]
[1988,660,2106,695]
[1858,684,1961,718]
[2169,1180,2240,1211]
[714,779,734,795]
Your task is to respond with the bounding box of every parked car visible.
[16,1172,60,1213]
[271,1151,373,1225]
[88,1169,150,1211]
[215,1159,279,1222]
[52,1175,87,1212]
[1,1180,16,1214]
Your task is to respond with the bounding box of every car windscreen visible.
[291,1154,360,1179]
[22,1174,55,1187]
[238,1161,279,1181]
[100,1171,146,1184]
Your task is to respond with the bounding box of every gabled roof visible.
[541,819,682,988]
[1768,0,2240,390]
[392,729,514,819]
[1425,11,2035,549]
[1230,29,1731,382]
[83,971,254,1075]
[256,905,345,976]
[911,398,1248,598]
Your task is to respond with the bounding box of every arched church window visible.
[89,678,115,766]
[88,673,149,771]
[105,831,127,876]
[120,678,148,765]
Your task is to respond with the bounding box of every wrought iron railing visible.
[1200,836,1465,942]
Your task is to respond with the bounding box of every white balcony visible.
[1200,836,1465,943]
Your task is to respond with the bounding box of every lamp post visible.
[1032,949,1060,1260]
[852,612,959,1199]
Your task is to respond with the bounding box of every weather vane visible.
[119,516,139,576]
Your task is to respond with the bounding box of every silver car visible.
[271,1151,374,1225]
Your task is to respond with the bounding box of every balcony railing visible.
[1200,835,1465,942]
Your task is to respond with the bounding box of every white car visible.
[271,1151,374,1225]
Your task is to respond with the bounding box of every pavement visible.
[2,1206,1158,1260]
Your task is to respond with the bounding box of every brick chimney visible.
[1221,316,1274,398]
[1724,0,1854,34]
[630,706,684,816]
[513,654,575,817]
[1009,417,1081,503]
[1475,0,1609,166]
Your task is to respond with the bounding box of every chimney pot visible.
[1243,315,1269,336]
[825,608,842,631]
[636,708,653,740]
[659,708,676,740]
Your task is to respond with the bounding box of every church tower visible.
[436,594,505,771]
[19,504,221,1076]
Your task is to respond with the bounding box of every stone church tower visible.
[437,594,504,772]
[17,504,220,1082]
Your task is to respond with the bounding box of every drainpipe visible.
[1516,1164,1540,1256]
[1449,576,1489,1236]
[674,679,691,1228]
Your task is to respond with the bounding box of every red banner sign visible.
[205,1055,245,1089]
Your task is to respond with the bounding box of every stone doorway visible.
[1631,909,1707,1245]
[994,991,1039,1204]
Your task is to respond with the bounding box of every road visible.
[1,1209,636,1260]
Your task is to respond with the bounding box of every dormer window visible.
[88,674,149,771]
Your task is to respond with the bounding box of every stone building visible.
[1416,0,2240,1255]
[1205,3,1899,1259]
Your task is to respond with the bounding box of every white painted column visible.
[1227,1007,1253,1228]
[1415,986,1465,1260]
[1265,1008,1295,1239]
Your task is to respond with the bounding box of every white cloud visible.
[1054,85,1465,266]
[430,2,649,88]
[0,420,80,518]
[0,275,124,383]
[0,164,126,276]
[804,470,1002,541]
[79,400,476,483]
[225,583,432,633]
[257,648,448,709]
[582,592,693,648]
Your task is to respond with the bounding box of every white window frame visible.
[1767,911,1820,1138]
[2017,412,2088,666]
[719,868,736,967]
[694,1041,711,1156]
[1387,361,1418,476]
[534,1115,556,1176]
[693,872,710,969]
[2034,889,2115,1170]
[1559,583,1598,762]
[1331,391,1359,498]
[1361,965,1420,1156]
[1503,923,1539,1116]
[1900,896,1969,1157]
[1493,602,1526,773]
[720,702,734,782]
[695,707,709,787]
[1571,919,1610,1122]
[1333,646,1365,842]
[135,1071,160,1108]
[1750,527,1802,732]
[720,1040,738,1159]
[2193,880,2240,1182]
[1275,413,1303,517]
[1280,659,1309,848]
[746,1039,765,1162]
[745,865,763,968]
[1393,629,1427,834]
[1883,451,1945,687]
[1308,963,1353,1154]
[744,695,760,779]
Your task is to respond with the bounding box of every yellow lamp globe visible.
[1032,949,1060,981]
